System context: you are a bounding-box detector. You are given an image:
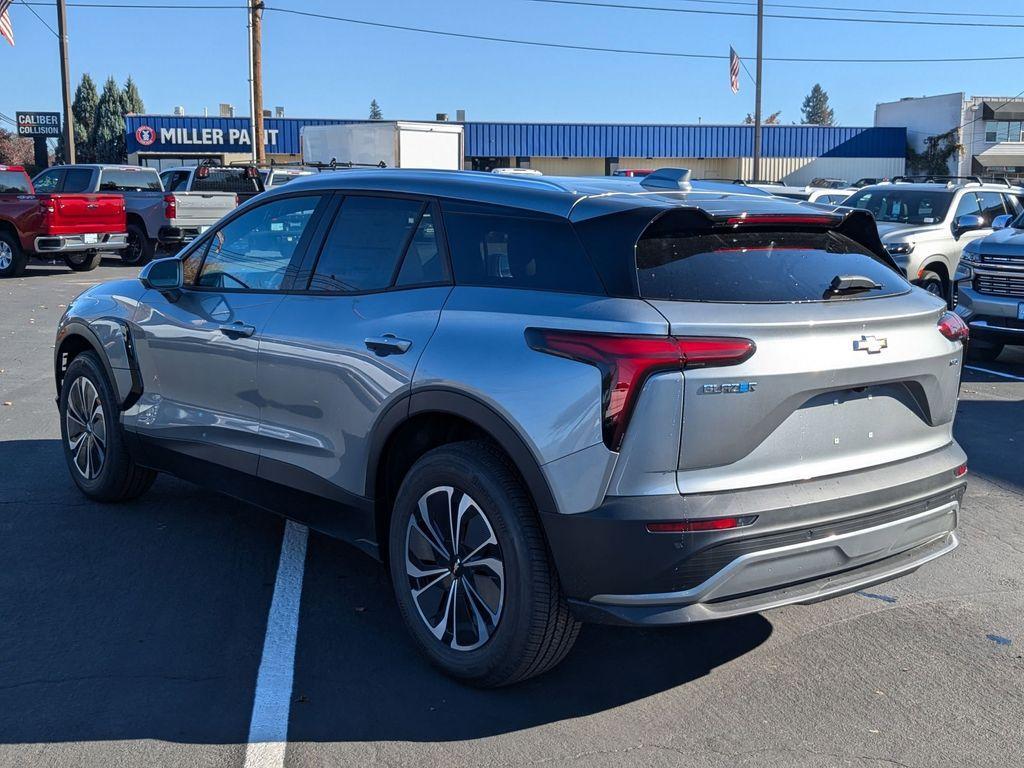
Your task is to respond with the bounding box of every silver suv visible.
[53,169,969,686]
[844,178,1024,301]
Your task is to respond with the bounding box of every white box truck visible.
[301,121,464,170]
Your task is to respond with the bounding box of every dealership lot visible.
[1,261,1022,768]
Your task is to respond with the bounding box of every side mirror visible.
[992,214,1013,231]
[954,214,986,235]
[139,257,183,292]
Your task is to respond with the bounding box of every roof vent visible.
[640,168,692,191]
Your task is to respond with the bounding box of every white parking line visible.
[965,365,1024,382]
[243,520,309,768]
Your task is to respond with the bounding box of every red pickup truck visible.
[0,165,128,278]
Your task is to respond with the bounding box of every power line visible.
[652,0,1023,20]
[14,2,1024,64]
[522,0,1024,29]
[17,0,59,36]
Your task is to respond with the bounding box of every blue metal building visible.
[125,115,906,184]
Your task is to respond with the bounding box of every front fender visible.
[54,318,142,410]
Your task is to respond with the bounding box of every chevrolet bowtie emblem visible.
[853,335,888,354]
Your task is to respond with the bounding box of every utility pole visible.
[246,0,257,162]
[56,0,75,163]
[251,1,265,164]
[751,0,764,182]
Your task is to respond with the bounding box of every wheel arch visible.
[368,388,560,558]
[54,320,142,409]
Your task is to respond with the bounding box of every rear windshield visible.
[844,188,953,225]
[637,230,908,303]
[99,168,162,192]
[0,170,31,193]
[193,169,262,194]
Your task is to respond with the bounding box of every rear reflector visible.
[954,463,968,478]
[938,311,969,342]
[526,329,755,450]
[647,516,757,533]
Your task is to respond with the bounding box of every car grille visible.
[973,272,1024,297]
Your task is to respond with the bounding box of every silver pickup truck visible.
[33,165,237,265]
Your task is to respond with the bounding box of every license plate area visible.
[1017,302,1024,321]
[83,233,99,244]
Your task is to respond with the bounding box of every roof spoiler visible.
[639,167,692,191]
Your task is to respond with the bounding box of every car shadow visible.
[0,438,771,746]
[956,370,1024,491]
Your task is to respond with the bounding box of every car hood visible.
[875,221,942,242]
[971,225,1024,256]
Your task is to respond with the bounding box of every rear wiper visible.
[824,274,882,298]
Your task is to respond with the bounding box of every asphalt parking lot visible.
[1,259,1022,768]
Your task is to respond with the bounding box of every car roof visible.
[859,181,1023,193]
[270,168,823,221]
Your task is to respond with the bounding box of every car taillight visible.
[164,194,176,219]
[954,463,968,478]
[235,194,240,207]
[726,214,840,226]
[938,311,969,342]
[38,196,55,224]
[526,329,755,451]
[646,516,757,533]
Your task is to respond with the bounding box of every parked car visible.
[33,164,238,264]
[159,164,265,203]
[54,168,969,686]
[808,177,849,189]
[955,211,1024,360]
[612,169,653,177]
[0,164,127,277]
[843,179,1024,301]
[748,183,856,206]
[490,168,543,176]
[260,167,315,189]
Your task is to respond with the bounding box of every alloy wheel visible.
[0,241,12,271]
[65,376,106,481]
[405,486,505,652]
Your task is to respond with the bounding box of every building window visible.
[984,121,1024,143]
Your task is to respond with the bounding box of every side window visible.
[309,196,424,293]
[953,193,981,221]
[161,171,188,192]
[33,169,65,193]
[196,195,321,291]
[395,209,448,287]
[977,192,1007,224]
[442,202,604,294]
[1006,195,1024,216]
[62,168,94,193]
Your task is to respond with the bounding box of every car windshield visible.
[844,188,953,225]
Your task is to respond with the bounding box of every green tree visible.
[744,110,782,125]
[801,84,835,126]
[368,99,383,120]
[93,76,128,163]
[71,73,99,162]
[0,127,34,166]
[123,75,145,115]
[906,129,962,176]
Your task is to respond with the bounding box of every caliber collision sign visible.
[16,111,62,138]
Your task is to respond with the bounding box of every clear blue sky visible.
[1,0,1022,128]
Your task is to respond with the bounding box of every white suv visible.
[844,178,1024,302]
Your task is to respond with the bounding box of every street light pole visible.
[246,0,257,162]
[752,0,764,182]
[251,1,264,164]
[56,0,75,163]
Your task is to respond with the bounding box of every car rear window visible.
[443,201,604,294]
[99,168,162,192]
[844,188,953,225]
[637,229,908,303]
[0,170,31,193]
[193,169,261,195]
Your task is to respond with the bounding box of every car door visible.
[256,193,451,509]
[126,192,329,473]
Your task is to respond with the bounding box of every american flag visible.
[729,46,740,94]
[0,0,14,47]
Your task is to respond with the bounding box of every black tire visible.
[915,270,947,303]
[0,230,27,278]
[122,224,155,266]
[388,440,580,687]
[967,340,1004,362]
[59,351,156,502]
[64,250,103,272]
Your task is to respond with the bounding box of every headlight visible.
[885,242,915,256]
[960,248,980,265]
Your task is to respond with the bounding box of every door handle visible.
[364,334,412,356]
[218,321,256,339]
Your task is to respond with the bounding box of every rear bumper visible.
[542,443,966,626]
[158,225,208,244]
[34,232,128,253]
